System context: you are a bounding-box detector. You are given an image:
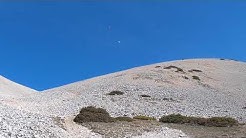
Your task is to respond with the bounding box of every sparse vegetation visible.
[115,117,134,122]
[155,66,161,68]
[53,117,66,130]
[175,68,184,73]
[133,115,156,121]
[140,94,151,98]
[160,114,189,124]
[159,114,238,127]
[192,76,200,81]
[74,106,114,123]
[163,97,175,101]
[242,107,246,109]
[107,91,124,95]
[183,76,189,80]
[164,66,185,73]
[206,117,239,127]
[188,69,202,72]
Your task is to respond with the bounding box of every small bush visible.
[164,66,185,73]
[159,114,238,127]
[188,69,202,72]
[206,117,238,127]
[115,117,134,122]
[155,66,161,68]
[159,114,189,124]
[242,107,246,109]
[107,91,124,95]
[140,94,151,98]
[175,68,184,73]
[192,76,200,81]
[133,115,156,121]
[74,106,114,123]
[183,76,189,80]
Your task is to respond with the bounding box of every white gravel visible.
[0,102,100,138]
[131,127,188,138]
[0,58,245,137]
[0,104,67,138]
[0,75,36,96]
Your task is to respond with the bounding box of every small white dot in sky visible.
[117,41,121,44]
[108,25,111,30]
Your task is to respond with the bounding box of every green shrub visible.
[206,117,238,127]
[73,106,114,123]
[187,117,207,126]
[159,114,189,124]
[107,91,124,95]
[159,114,238,127]
[192,76,200,81]
[115,117,134,122]
[133,115,156,121]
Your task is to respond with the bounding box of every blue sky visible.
[0,2,246,91]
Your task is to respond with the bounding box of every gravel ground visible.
[166,123,246,138]
[0,75,36,96]
[132,127,188,138]
[0,102,100,138]
[82,120,188,138]
[0,103,68,138]
[13,59,246,122]
[0,58,246,137]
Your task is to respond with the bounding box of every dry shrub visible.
[140,94,151,98]
[159,114,238,127]
[74,106,114,123]
[188,69,202,72]
[115,117,134,122]
[192,76,200,81]
[164,66,185,73]
[133,115,156,121]
[107,91,124,95]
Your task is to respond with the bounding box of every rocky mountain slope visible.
[0,58,245,138]
[0,75,36,97]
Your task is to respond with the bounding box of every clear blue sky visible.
[0,2,245,91]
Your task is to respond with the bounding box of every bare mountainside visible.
[0,58,246,138]
[0,75,36,97]
[17,59,246,121]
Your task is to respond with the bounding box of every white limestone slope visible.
[16,59,246,123]
[1,58,246,138]
[0,75,36,97]
[0,76,100,138]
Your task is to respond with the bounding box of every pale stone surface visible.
[0,58,245,137]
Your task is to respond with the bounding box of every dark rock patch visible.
[107,91,124,95]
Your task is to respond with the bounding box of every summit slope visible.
[1,58,246,138]
[0,75,36,97]
[16,59,246,122]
